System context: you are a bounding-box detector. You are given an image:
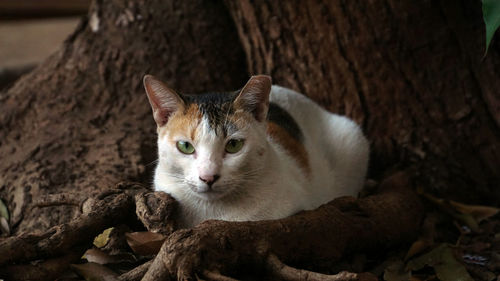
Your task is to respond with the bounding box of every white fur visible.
[154,85,369,228]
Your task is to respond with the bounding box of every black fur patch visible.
[179,92,303,143]
[267,103,304,143]
[181,91,239,136]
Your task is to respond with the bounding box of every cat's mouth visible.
[190,185,228,200]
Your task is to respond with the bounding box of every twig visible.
[31,192,87,212]
[266,253,377,281]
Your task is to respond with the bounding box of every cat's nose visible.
[199,174,220,186]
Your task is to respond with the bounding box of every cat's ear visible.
[143,75,185,126]
[234,75,271,122]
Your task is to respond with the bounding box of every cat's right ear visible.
[143,75,185,127]
[234,75,272,122]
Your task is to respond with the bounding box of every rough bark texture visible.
[225,0,500,204]
[142,173,422,280]
[1,0,498,236]
[0,173,422,280]
[0,0,247,234]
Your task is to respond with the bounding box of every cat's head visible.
[144,75,272,201]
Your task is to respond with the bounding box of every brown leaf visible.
[125,231,167,256]
[0,217,10,235]
[406,214,438,260]
[419,192,497,232]
[406,239,433,261]
[448,201,500,223]
[406,244,474,281]
[83,248,136,265]
[0,198,9,220]
[383,260,410,281]
[71,262,119,281]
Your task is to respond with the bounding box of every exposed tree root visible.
[0,172,423,280]
[0,192,133,266]
[0,183,149,266]
[0,252,82,281]
[119,260,153,281]
[135,191,177,235]
[32,193,87,210]
[142,171,423,280]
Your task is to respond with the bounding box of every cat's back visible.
[268,85,369,205]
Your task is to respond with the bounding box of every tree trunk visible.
[225,0,500,203]
[0,0,247,234]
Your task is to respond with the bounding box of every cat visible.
[143,75,369,228]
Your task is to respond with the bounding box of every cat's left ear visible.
[234,75,271,122]
[143,75,185,127]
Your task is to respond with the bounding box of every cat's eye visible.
[225,139,244,154]
[176,141,195,154]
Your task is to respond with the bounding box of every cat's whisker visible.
[223,102,232,129]
[144,159,159,167]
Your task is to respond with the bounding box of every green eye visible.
[176,141,195,154]
[225,139,244,154]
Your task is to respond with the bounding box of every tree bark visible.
[0,0,247,234]
[142,172,421,280]
[225,0,500,204]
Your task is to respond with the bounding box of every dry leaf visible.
[125,231,166,256]
[406,239,433,261]
[83,248,136,265]
[406,214,438,260]
[420,192,499,232]
[0,217,10,235]
[0,199,9,220]
[93,228,114,248]
[448,201,499,223]
[383,260,409,281]
[71,262,119,281]
[406,244,474,281]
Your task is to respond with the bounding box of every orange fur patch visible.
[158,104,202,141]
[267,122,310,176]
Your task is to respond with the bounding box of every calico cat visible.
[143,75,369,228]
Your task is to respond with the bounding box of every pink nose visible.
[199,174,220,186]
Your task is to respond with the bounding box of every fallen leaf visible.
[407,244,474,281]
[83,248,136,265]
[93,228,114,248]
[448,201,499,223]
[0,217,10,235]
[420,192,499,232]
[71,262,119,281]
[0,199,9,220]
[125,231,166,256]
[455,213,479,233]
[406,214,438,260]
[383,260,409,281]
[406,239,433,261]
